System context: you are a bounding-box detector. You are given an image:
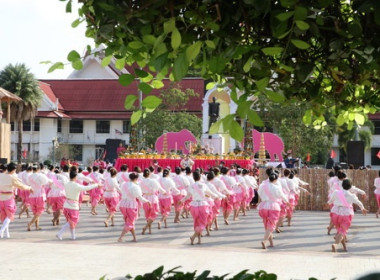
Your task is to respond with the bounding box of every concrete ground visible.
[1,205,380,280]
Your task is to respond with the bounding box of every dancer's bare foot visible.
[224,219,229,225]
[142,226,147,235]
[117,238,123,243]
[261,241,267,249]
[275,228,281,233]
[327,226,332,235]
[190,236,195,245]
[131,238,137,242]
[376,212,379,218]
[158,222,161,229]
[269,238,274,247]
[104,221,108,227]
[52,219,56,226]
[331,244,336,252]
[341,239,347,252]
[27,223,31,231]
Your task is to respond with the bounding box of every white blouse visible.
[374,178,380,195]
[258,181,288,211]
[103,177,121,198]
[158,176,180,199]
[119,181,148,208]
[328,189,365,216]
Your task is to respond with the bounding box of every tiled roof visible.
[39,79,204,115]
[38,81,64,110]
[36,111,71,119]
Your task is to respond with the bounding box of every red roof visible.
[39,79,204,119]
[36,111,71,119]
[369,112,380,120]
[38,81,64,110]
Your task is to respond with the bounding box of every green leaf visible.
[261,47,284,56]
[256,77,269,91]
[152,52,168,72]
[101,56,112,67]
[164,18,175,34]
[222,115,235,131]
[318,0,332,8]
[71,18,83,28]
[354,113,365,125]
[291,39,310,49]
[279,63,294,72]
[173,52,188,81]
[205,40,216,49]
[171,28,181,50]
[265,90,285,103]
[135,68,149,78]
[119,74,134,86]
[131,110,142,125]
[115,58,126,70]
[72,59,83,70]
[236,101,252,119]
[186,42,202,61]
[138,82,153,94]
[206,82,216,90]
[209,120,222,134]
[128,41,144,49]
[247,110,264,126]
[280,0,296,7]
[124,95,137,110]
[67,50,80,62]
[152,80,164,89]
[142,35,156,45]
[295,20,310,30]
[142,96,162,109]
[276,11,294,21]
[66,0,72,13]
[294,6,307,20]
[229,120,244,142]
[336,114,345,126]
[302,109,312,125]
[209,56,226,73]
[243,56,253,73]
[48,62,64,73]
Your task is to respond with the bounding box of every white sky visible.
[0,0,93,79]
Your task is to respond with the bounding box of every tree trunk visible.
[17,119,23,164]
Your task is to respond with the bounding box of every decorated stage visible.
[115,158,253,171]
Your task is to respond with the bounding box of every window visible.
[371,148,380,166]
[71,145,83,162]
[95,145,106,160]
[57,119,62,133]
[123,120,131,133]
[34,119,40,131]
[23,121,31,131]
[96,120,110,134]
[10,122,14,131]
[373,120,380,135]
[69,120,83,133]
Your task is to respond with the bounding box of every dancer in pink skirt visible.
[234,168,249,220]
[140,168,166,234]
[0,163,33,238]
[103,168,121,227]
[158,169,180,229]
[374,170,380,218]
[172,167,190,223]
[27,165,53,231]
[88,166,104,215]
[18,165,33,219]
[205,171,225,235]
[56,170,100,240]
[47,169,68,226]
[181,171,217,245]
[258,172,289,249]
[118,172,149,242]
[220,167,236,225]
[328,179,367,252]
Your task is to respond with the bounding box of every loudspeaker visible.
[0,158,7,164]
[347,141,364,169]
[105,139,126,163]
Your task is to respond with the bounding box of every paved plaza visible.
[1,205,380,280]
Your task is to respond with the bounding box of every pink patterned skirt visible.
[49,196,66,212]
[19,190,31,206]
[190,205,209,234]
[233,192,243,210]
[159,197,172,217]
[143,201,159,221]
[331,213,353,235]
[221,195,234,212]
[63,208,80,229]
[29,197,45,215]
[172,194,185,212]
[0,198,16,222]
[375,194,380,207]
[259,209,280,231]
[247,188,255,204]
[279,202,287,218]
[105,197,120,215]
[212,199,221,216]
[120,206,138,232]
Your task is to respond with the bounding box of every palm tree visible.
[0,63,42,163]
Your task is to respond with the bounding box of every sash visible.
[89,173,99,184]
[262,183,276,202]
[121,173,129,182]
[193,183,205,199]
[51,175,65,191]
[337,190,351,208]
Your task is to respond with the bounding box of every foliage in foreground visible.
[55,0,380,142]
[99,266,326,280]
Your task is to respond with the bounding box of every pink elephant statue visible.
[155,129,197,155]
[252,129,284,162]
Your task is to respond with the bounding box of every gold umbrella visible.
[0,87,22,123]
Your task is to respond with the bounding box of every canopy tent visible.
[0,87,22,123]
